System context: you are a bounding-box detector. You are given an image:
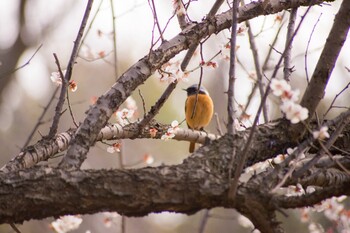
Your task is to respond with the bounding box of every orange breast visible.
[185,94,214,130]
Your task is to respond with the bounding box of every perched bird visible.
[184,84,214,153]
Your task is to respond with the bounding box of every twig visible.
[121,215,126,233]
[214,113,224,136]
[138,89,147,118]
[137,81,178,129]
[227,0,239,135]
[9,223,21,233]
[0,44,43,78]
[236,56,259,118]
[283,8,298,81]
[190,43,205,119]
[110,0,118,77]
[304,13,322,84]
[66,89,79,128]
[262,17,286,72]
[245,20,268,123]
[148,0,165,43]
[22,86,60,149]
[48,0,94,138]
[323,81,350,120]
[198,210,210,233]
[227,0,239,201]
[148,5,177,56]
[78,0,103,53]
[48,54,68,138]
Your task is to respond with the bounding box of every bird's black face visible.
[185,84,208,96]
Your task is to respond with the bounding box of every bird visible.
[184,84,214,153]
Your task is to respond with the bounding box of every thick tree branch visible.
[1,122,218,172]
[0,134,284,233]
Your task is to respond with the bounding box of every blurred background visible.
[0,0,348,232]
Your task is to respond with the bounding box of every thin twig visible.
[236,56,259,118]
[110,0,118,77]
[323,81,350,120]
[9,223,21,233]
[148,0,165,43]
[137,81,178,129]
[78,0,103,53]
[190,43,205,120]
[0,44,43,78]
[22,86,60,149]
[245,20,268,123]
[66,90,79,128]
[138,89,147,118]
[198,210,210,233]
[262,16,286,72]
[226,0,239,136]
[304,13,322,84]
[283,8,298,81]
[48,54,68,138]
[214,113,224,136]
[48,0,94,138]
[227,0,239,201]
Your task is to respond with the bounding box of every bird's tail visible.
[189,142,195,153]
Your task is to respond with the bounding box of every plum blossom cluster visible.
[155,61,189,83]
[199,60,219,70]
[106,141,121,154]
[115,96,138,126]
[299,195,349,233]
[220,42,231,61]
[51,215,83,233]
[161,120,179,140]
[284,184,350,232]
[270,79,308,124]
[219,41,241,61]
[106,96,138,153]
[50,70,78,92]
[244,147,304,174]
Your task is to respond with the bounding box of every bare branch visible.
[283,8,297,81]
[304,13,322,84]
[0,44,43,78]
[245,20,268,122]
[22,85,60,149]
[48,0,94,138]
